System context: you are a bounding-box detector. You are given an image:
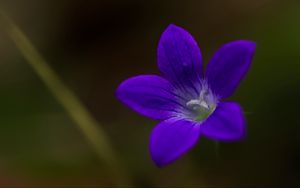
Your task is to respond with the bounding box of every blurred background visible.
[0,0,299,187]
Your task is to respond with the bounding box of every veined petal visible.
[157,24,203,98]
[205,40,256,98]
[116,75,183,120]
[150,118,201,167]
[200,102,246,141]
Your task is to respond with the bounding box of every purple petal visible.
[157,24,203,98]
[150,118,201,167]
[200,102,246,141]
[116,75,184,120]
[205,40,256,98]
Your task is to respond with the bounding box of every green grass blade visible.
[0,11,131,187]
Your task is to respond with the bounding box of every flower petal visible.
[200,102,246,141]
[116,75,185,120]
[150,118,201,167]
[205,40,256,98]
[157,24,203,98]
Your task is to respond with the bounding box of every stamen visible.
[185,85,217,122]
[186,99,209,111]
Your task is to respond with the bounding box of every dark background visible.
[0,0,299,187]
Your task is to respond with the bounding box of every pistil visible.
[186,86,217,122]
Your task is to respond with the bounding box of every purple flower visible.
[116,24,256,167]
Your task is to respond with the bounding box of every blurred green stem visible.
[0,11,130,187]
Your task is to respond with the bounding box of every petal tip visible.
[151,155,169,168]
[166,23,179,30]
[232,40,257,52]
[163,23,187,34]
[115,81,124,101]
[115,78,130,104]
[150,148,176,168]
[149,137,172,168]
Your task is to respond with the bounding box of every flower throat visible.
[186,85,217,122]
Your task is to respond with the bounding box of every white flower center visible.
[185,85,217,122]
